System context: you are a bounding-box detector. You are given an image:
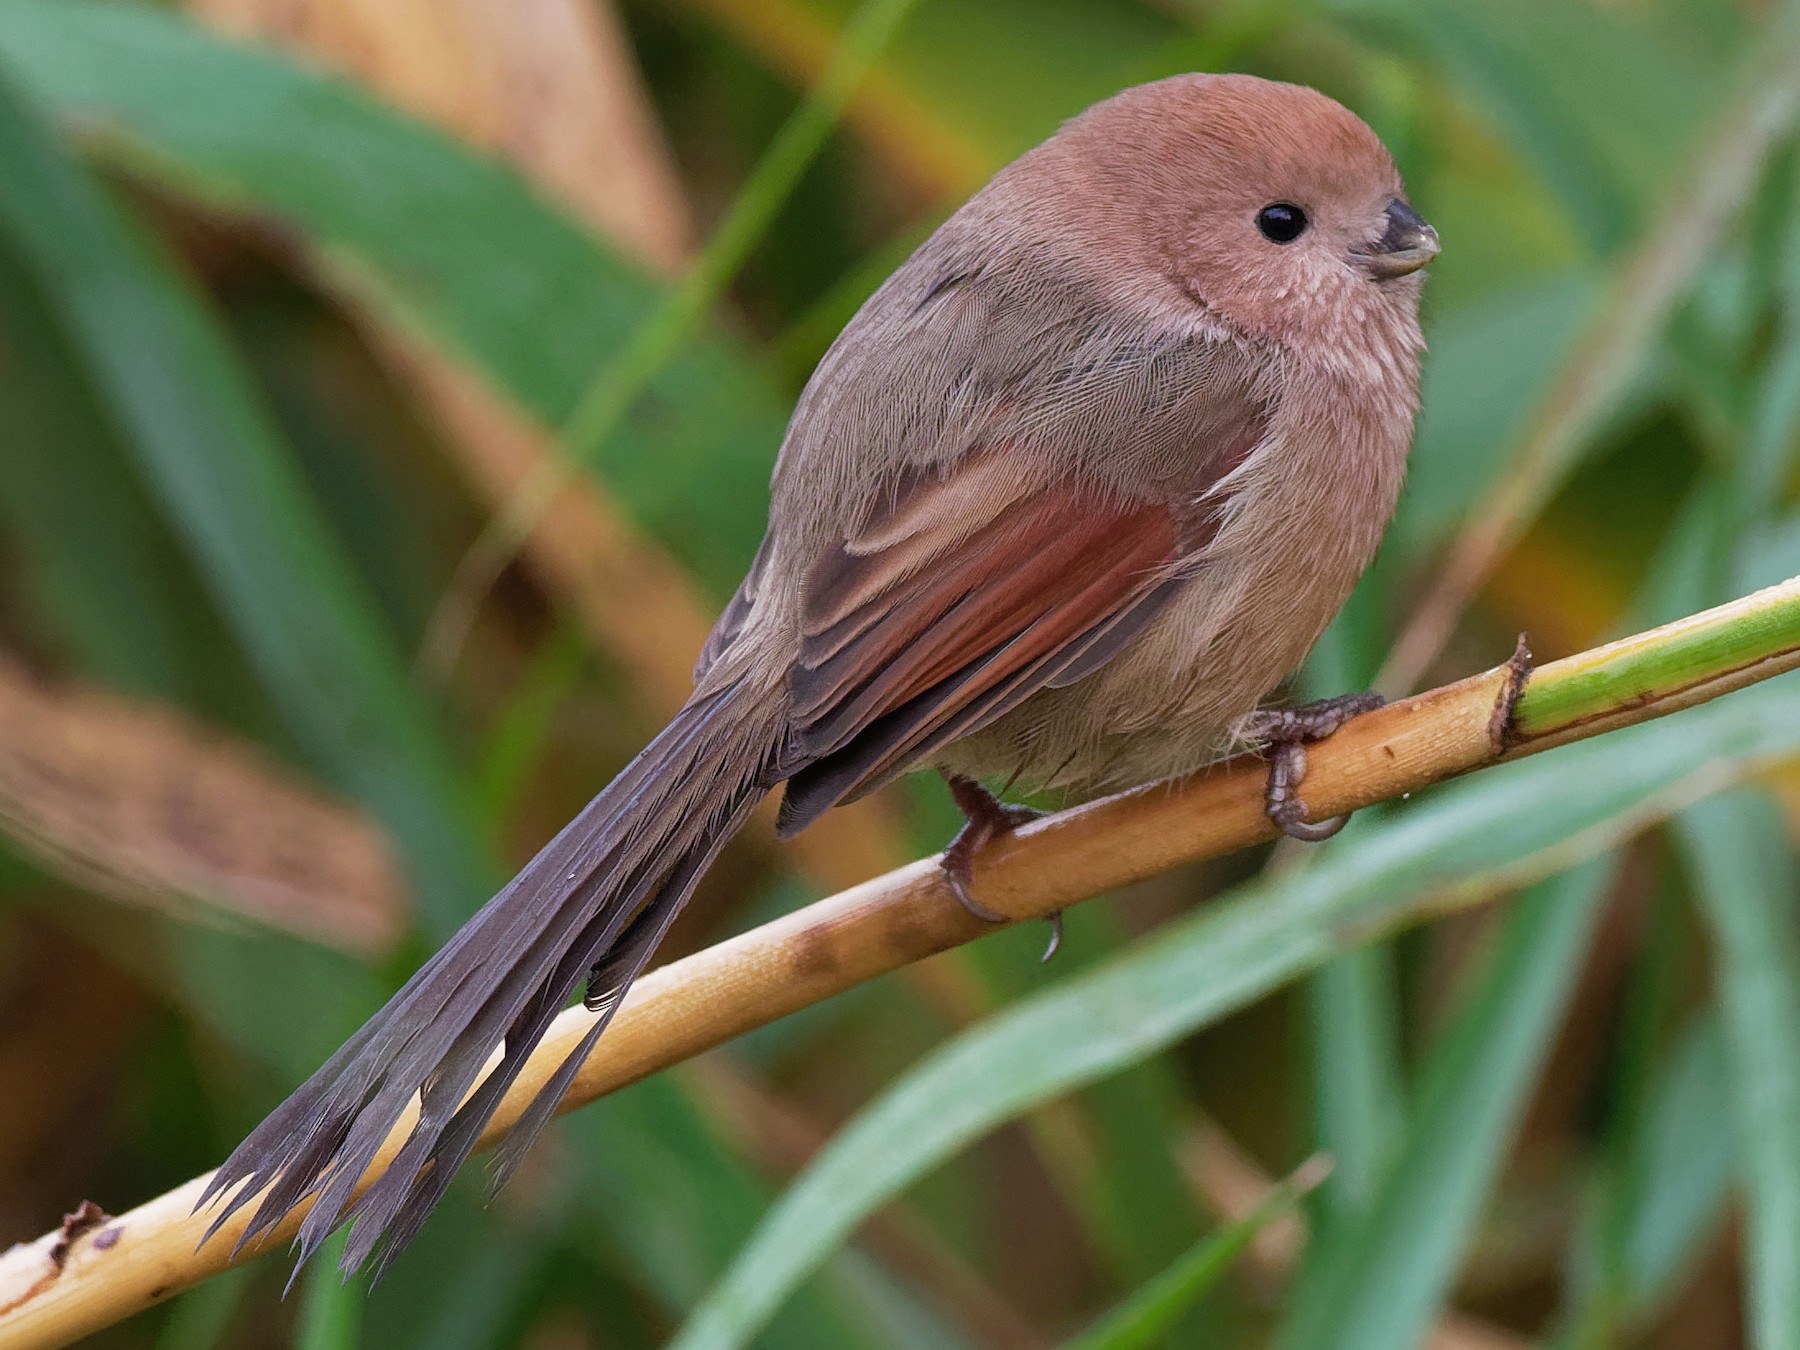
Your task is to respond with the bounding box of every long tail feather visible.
[197,680,784,1275]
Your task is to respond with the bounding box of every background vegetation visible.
[0,0,1797,1346]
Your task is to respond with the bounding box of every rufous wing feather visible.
[778,455,1187,831]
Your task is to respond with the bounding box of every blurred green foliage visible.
[1,0,1799,1347]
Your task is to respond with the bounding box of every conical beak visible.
[1355,197,1440,279]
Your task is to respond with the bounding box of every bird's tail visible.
[198,679,786,1277]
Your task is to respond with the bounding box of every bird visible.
[198,71,1437,1278]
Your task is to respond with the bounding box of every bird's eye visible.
[1256,203,1308,244]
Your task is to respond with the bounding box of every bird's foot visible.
[1246,692,1385,842]
[940,773,1062,962]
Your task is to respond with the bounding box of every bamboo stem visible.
[4,578,1800,1349]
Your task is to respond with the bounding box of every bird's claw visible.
[941,831,1011,923]
[1249,692,1384,842]
[940,773,1062,960]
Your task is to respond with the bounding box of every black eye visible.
[1256,202,1308,244]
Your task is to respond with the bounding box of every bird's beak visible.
[1355,198,1440,279]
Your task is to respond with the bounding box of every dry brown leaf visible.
[191,0,693,272]
[0,659,405,955]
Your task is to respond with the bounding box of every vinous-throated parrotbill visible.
[203,72,1438,1274]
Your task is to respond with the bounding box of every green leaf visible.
[1618,1013,1734,1308]
[1273,859,1612,1350]
[1738,510,1800,596]
[153,1266,253,1350]
[964,904,1207,1286]
[0,232,220,706]
[0,58,490,932]
[1071,1060,1209,1282]
[1303,946,1404,1225]
[297,1232,363,1350]
[1298,580,1404,1229]
[671,673,1800,1350]
[166,924,388,1088]
[1679,790,1800,1350]
[1061,1157,1330,1350]
[361,1185,544,1350]
[1738,317,1800,524]
[545,0,927,496]
[1557,919,1734,1345]
[0,0,786,596]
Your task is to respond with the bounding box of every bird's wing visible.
[775,434,1254,832]
[708,250,1277,825]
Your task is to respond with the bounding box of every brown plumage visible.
[200,72,1437,1275]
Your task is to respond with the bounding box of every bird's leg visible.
[939,773,1063,962]
[1245,692,1386,842]
[940,773,1041,919]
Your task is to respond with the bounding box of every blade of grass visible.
[1061,1156,1332,1350]
[954,900,1207,1286]
[1302,949,1403,1226]
[1553,1008,1737,1350]
[1342,0,1721,251]
[0,66,813,1348]
[152,1267,252,1350]
[1297,583,1405,1229]
[681,1058,1038,1350]
[1395,274,1605,560]
[471,620,591,832]
[1552,875,1678,1348]
[366,1197,548,1350]
[1737,313,1800,522]
[296,1233,361,1350]
[0,230,217,707]
[1273,858,1613,1350]
[1617,1013,1735,1313]
[1074,1062,1211,1283]
[1556,481,1745,1345]
[1678,789,1800,1350]
[566,1074,943,1350]
[0,61,490,934]
[194,0,696,275]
